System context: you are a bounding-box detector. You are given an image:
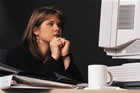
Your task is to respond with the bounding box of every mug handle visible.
[106,71,113,85]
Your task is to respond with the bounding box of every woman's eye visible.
[48,23,53,26]
[58,23,63,28]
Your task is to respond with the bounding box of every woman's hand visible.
[49,37,70,60]
[60,38,70,57]
[60,38,71,70]
[49,37,71,70]
[49,37,64,60]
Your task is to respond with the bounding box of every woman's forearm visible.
[63,56,71,70]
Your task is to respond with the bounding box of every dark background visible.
[0,0,129,82]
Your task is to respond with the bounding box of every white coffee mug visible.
[88,65,112,89]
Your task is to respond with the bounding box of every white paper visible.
[0,75,13,89]
[13,75,74,88]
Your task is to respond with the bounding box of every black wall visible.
[0,0,128,82]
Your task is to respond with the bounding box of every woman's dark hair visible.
[23,6,64,58]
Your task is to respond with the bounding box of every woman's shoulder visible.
[7,43,30,56]
[6,43,32,64]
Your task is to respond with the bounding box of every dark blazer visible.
[6,43,83,84]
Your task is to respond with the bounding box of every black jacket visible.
[6,44,83,84]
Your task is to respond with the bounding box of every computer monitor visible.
[98,0,140,59]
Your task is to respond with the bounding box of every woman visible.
[6,6,83,84]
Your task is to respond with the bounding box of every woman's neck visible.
[37,40,50,57]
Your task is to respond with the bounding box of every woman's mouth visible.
[54,34,61,37]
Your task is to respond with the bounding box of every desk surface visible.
[1,89,140,93]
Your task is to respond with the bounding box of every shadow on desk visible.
[1,89,140,93]
[2,89,52,93]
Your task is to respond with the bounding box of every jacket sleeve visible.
[39,57,65,73]
[62,55,84,83]
[5,46,64,74]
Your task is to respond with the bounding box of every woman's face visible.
[33,15,62,43]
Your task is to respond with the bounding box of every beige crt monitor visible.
[98,0,140,59]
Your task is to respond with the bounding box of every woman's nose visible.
[54,24,60,32]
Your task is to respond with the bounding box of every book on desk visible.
[0,62,87,89]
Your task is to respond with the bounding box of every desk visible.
[1,89,140,93]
